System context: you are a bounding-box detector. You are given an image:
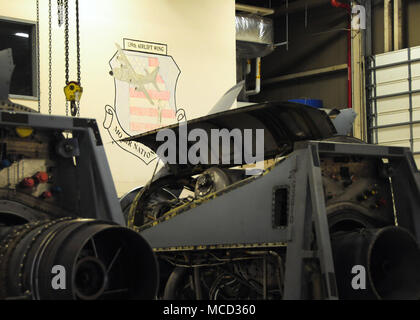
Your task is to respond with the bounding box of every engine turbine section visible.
[194,167,237,198]
[0,218,158,300]
[332,226,420,299]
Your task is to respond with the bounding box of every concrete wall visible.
[0,0,236,196]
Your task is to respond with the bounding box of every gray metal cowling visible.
[0,218,158,300]
[332,226,420,299]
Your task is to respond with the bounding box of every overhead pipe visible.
[331,0,352,109]
[263,64,348,85]
[331,0,350,10]
[235,4,275,16]
[246,59,252,75]
[245,57,261,96]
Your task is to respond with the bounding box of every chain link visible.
[75,0,81,86]
[63,0,82,117]
[64,0,69,85]
[35,0,81,116]
[48,0,52,115]
[57,0,64,26]
[36,0,41,113]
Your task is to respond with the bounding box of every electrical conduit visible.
[331,0,352,109]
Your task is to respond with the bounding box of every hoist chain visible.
[48,0,52,115]
[75,0,81,86]
[57,0,64,26]
[64,0,69,116]
[62,0,82,117]
[64,0,69,87]
[75,0,81,118]
[36,0,41,113]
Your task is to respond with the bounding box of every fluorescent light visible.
[14,32,29,38]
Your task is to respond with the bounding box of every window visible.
[0,17,37,99]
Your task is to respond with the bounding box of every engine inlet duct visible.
[0,218,158,300]
[332,226,420,299]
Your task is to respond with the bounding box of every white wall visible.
[1,0,236,196]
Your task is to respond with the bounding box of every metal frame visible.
[140,140,420,299]
[0,110,125,225]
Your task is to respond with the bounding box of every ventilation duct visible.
[236,13,274,59]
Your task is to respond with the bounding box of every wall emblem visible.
[104,39,185,164]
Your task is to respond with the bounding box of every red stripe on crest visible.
[149,57,159,67]
[129,88,170,100]
[130,107,175,118]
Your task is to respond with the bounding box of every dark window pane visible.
[0,19,35,97]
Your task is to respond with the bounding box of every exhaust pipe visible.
[332,226,420,299]
[0,218,158,300]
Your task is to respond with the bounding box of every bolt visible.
[64,143,74,153]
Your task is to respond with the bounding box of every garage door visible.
[367,46,420,166]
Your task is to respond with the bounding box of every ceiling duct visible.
[236,13,274,59]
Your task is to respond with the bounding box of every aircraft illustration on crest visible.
[109,43,160,105]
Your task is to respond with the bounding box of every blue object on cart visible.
[0,159,12,170]
[288,99,323,108]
